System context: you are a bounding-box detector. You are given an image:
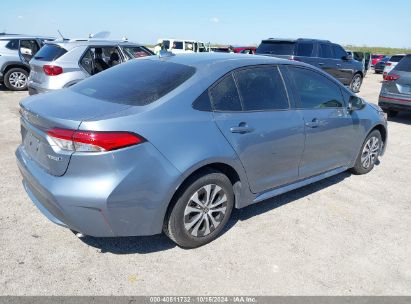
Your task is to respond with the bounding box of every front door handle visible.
[318,62,325,66]
[336,63,342,67]
[230,122,254,134]
[305,118,319,128]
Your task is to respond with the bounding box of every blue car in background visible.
[16,53,387,248]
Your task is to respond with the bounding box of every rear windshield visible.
[71,59,196,106]
[394,55,411,72]
[389,55,404,62]
[34,44,67,61]
[256,41,295,55]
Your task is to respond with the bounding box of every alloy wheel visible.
[9,72,27,89]
[183,184,228,237]
[361,136,380,169]
[351,75,362,92]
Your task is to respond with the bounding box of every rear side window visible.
[389,55,404,62]
[233,66,289,111]
[319,43,334,59]
[333,44,347,59]
[296,43,314,57]
[34,44,67,61]
[210,73,242,111]
[72,60,196,106]
[256,41,295,55]
[394,55,411,72]
[5,39,19,50]
[287,67,344,109]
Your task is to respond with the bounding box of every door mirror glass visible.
[348,96,364,111]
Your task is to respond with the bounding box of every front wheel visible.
[350,130,382,175]
[350,73,363,93]
[164,170,234,248]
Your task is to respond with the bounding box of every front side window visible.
[122,46,152,59]
[287,67,344,109]
[233,66,289,111]
[20,40,40,56]
[332,44,347,59]
[209,73,242,111]
[172,41,183,50]
[319,43,334,59]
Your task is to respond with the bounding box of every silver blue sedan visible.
[16,53,387,248]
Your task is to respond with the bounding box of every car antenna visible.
[57,29,67,41]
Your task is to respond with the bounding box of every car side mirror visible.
[348,96,364,112]
[343,54,352,61]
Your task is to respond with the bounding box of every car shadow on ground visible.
[80,171,352,254]
[388,112,411,125]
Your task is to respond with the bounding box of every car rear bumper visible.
[28,81,52,95]
[16,142,182,237]
[378,94,411,112]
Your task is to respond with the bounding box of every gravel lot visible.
[0,72,410,296]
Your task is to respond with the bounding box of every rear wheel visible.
[164,169,234,248]
[4,68,28,91]
[350,130,382,175]
[350,73,363,93]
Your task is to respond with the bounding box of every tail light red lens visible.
[385,62,392,66]
[47,128,145,152]
[43,65,63,76]
[384,74,400,81]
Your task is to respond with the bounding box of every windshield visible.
[256,41,295,55]
[71,59,196,106]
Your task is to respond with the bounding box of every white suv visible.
[155,39,209,54]
[383,54,406,78]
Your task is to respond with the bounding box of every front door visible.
[18,39,40,64]
[211,66,305,193]
[285,66,357,179]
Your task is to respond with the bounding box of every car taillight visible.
[47,128,145,152]
[43,65,63,76]
[385,62,392,66]
[384,74,400,81]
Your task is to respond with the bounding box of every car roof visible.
[261,38,331,43]
[45,39,142,51]
[0,35,55,40]
[148,52,307,70]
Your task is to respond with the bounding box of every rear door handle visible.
[318,62,325,66]
[336,63,341,67]
[305,118,319,128]
[230,122,254,134]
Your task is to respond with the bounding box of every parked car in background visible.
[232,46,256,54]
[379,54,411,116]
[16,53,387,248]
[26,39,153,95]
[155,39,209,54]
[371,54,385,67]
[210,46,233,53]
[383,54,406,79]
[374,56,390,74]
[0,35,54,90]
[256,38,364,92]
[364,52,372,75]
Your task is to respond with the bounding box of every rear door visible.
[285,66,357,178]
[212,66,305,193]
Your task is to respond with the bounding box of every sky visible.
[1,0,411,48]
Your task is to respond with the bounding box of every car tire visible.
[164,169,234,248]
[350,73,363,93]
[4,67,29,91]
[350,130,382,175]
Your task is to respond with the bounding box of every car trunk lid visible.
[20,90,132,176]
